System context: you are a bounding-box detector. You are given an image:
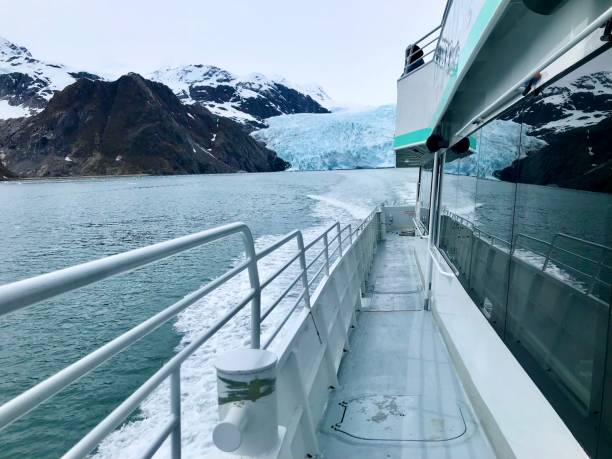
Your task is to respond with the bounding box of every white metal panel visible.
[415,236,590,459]
[395,63,437,149]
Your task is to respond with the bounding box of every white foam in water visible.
[94,170,416,458]
[94,229,325,458]
[307,194,370,220]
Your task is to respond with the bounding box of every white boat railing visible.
[399,24,442,79]
[0,209,381,458]
[442,208,612,301]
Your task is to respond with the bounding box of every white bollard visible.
[213,349,278,456]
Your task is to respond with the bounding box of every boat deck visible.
[317,234,495,458]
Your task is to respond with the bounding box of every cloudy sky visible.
[0,0,445,106]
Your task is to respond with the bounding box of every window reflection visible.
[417,163,433,230]
[506,49,612,455]
[438,142,478,288]
[431,47,612,458]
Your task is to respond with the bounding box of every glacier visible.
[252,105,396,170]
[443,119,547,178]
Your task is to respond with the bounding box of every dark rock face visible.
[496,71,612,193]
[0,74,289,178]
[0,73,50,110]
[235,84,326,121]
[67,71,102,81]
[495,116,612,193]
[0,162,15,179]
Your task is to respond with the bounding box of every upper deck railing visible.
[399,25,441,79]
[0,209,380,458]
[442,209,612,302]
[514,233,612,301]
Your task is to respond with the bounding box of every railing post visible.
[348,224,353,245]
[171,369,181,459]
[588,253,606,295]
[323,233,330,276]
[542,236,556,272]
[296,232,311,308]
[241,230,261,349]
[424,151,440,311]
[337,223,343,257]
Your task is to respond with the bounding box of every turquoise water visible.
[0,169,416,458]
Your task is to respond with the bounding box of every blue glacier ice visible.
[252,105,395,170]
[444,119,547,178]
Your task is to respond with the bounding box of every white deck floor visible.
[317,234,495,458]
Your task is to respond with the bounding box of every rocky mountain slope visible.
[0,36,331,131]
[0,74,288,177]
[149,65,330,129]
[0,37,100,117]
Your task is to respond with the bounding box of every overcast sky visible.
[0,0,445,106]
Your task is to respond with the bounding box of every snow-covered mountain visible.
[0,37,331,128]
[252,105,395,170]
[0,74,288,178]
[445,69,612,192]
[0,37,100,118]
[517,71,612,136]
[148,65,330,129]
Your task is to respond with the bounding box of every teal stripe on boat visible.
[394,128,432,149]
[430,0,503,126]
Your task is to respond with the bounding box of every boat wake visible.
[94,170,416,458]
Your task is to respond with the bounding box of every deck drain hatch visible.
[328,395,466,442]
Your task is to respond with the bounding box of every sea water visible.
[0,168,416,458]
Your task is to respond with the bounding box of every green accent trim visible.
[394,128,432,149]
[430,0,503,126]
[469,135,478,150]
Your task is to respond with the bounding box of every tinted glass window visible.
[438,142,478,287]
[432,47,612,457]
[469,120,520,334]
[506,49,612,455]
[418,163,433,230]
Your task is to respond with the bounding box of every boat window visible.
[469,119,520,336]
[437,140,478,280]
[433,46,612,458]
[508,47,612,456]
[417,162,433,230]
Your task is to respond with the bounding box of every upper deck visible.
[395,0,612,165]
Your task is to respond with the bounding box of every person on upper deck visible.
[403,44,424,75]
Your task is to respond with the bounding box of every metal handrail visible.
[439,214,612,297]
[0,222,259,319]
[411,24,442,47]
[401,24,442,78]
[261,270,304,321]
[0,223,260,432]
[413,217,429,238]
[428,247,457,278]
[0,209,382,458]
[514,232,612,294]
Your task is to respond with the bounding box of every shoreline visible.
[0,167,397,183]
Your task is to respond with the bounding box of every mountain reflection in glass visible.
[434,47,612,458]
